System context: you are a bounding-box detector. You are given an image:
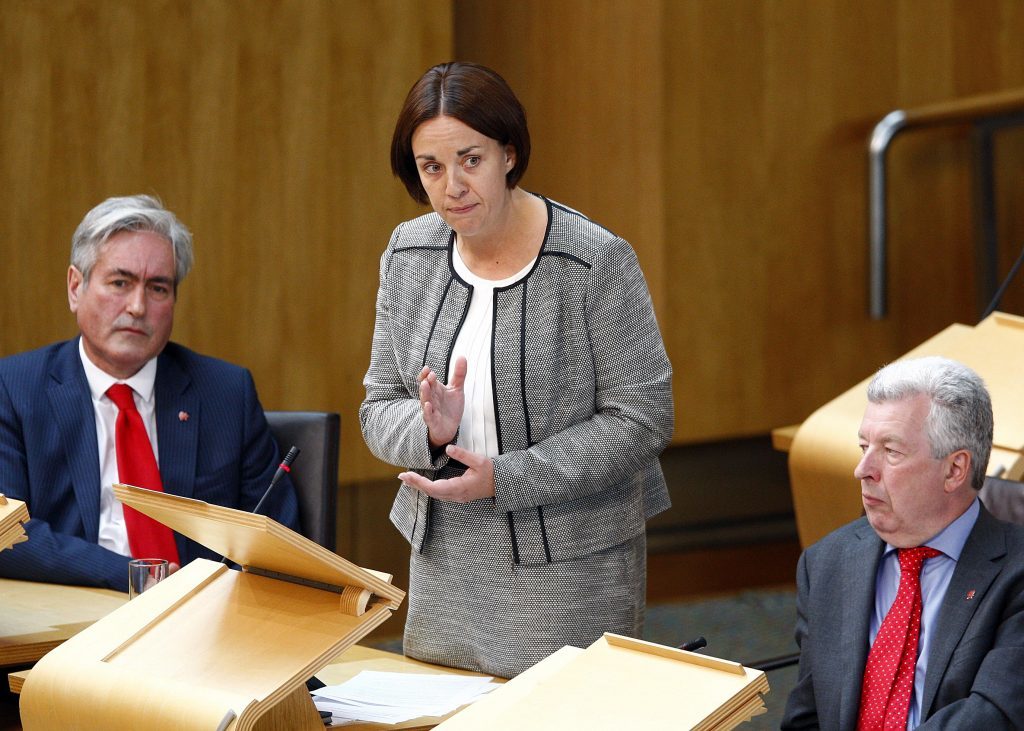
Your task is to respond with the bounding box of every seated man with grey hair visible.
[0,195,299,591]
[783,356,1024,730]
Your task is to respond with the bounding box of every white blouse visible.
[449,244,536,458]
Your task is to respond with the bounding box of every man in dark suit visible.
[782,356,1024,730]
[0,195,299,591]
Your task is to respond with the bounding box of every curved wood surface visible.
[20,487,405,730]
[19,559,397,730]
[113,483,404,613]
[12,644,501,730]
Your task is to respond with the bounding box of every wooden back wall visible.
[3,1,1024,486]
[456,0,1024,443]
[1,0,451,484]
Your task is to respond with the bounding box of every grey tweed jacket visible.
[360,197,673,565]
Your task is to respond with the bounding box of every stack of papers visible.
[311,670,499,726]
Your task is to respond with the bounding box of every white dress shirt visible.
[870,498,980,729]
[450,245,536,458]
[78,338,160,557]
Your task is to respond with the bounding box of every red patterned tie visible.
[106,384,180,564]
[857,546,941,730]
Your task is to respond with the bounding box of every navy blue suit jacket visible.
[0,338,300,591]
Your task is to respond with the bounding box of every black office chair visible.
[265,411,340,552]
[979,474,1024,525]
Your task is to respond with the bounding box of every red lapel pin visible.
[966,589,976,600]
[178,411,190,422]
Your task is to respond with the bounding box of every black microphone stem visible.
[981,240,1024,321]
[252,446,301,517]
[221,445,300,565]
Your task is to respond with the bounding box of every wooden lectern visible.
[435,633,769,731]
[0,494,29,554]
[19,484,405,730]
[788,312,1024,547]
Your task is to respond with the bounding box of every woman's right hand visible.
[419,356,467,448]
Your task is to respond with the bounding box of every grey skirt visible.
[402,496,647,678]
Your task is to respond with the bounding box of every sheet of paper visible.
[314,697,424,724]
[311,670,498,726]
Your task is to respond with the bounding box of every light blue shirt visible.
[869,498,979,729]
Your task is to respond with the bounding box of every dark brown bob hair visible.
[391,61,531,205]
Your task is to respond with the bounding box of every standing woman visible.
[360,61,673,678]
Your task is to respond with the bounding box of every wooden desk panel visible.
[10,645,496,731]
[0,579,126,667]
[3,578,494,730]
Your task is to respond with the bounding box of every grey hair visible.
[867,356,993,490]
[71,195,194,287]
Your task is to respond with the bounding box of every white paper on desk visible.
[314,697,423,724]
[312,670,497,723]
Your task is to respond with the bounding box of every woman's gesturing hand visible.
[419,356,467,448]
[398,444,496,502]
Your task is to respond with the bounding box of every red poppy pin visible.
[178,411,190,422]
[966,589,976,601]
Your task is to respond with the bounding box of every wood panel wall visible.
[456,0,1024,444]
[3,1,1024,487]
[0,0,451,483]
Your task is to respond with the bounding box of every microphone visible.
[252,446,300,517]
[221,446,300,565]
[981,239,1024,321]
[679,636,707,652]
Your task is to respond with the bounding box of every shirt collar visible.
[78,336,159,404]
[883,497,980,562]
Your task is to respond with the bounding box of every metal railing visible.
[868,88,1024,318]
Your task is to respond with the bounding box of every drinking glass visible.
[128,558,169,600]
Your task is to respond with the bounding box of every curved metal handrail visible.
[868,88,1024,318]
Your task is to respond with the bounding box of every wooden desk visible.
[0,578,126,668]
[770,425,799,453]
[3,578,495,730]
[9,645,495,730]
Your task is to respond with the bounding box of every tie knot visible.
[898,546,941,572]
[106,383,138,412]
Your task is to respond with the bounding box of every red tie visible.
[106,384,179,564]
[858,546,941,730]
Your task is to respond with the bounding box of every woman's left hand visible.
[398,444,496,502]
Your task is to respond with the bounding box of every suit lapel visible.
[921,506,1005,717]
[839,522,885,731]
[46,339,102,541]
[154,349,199,504]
